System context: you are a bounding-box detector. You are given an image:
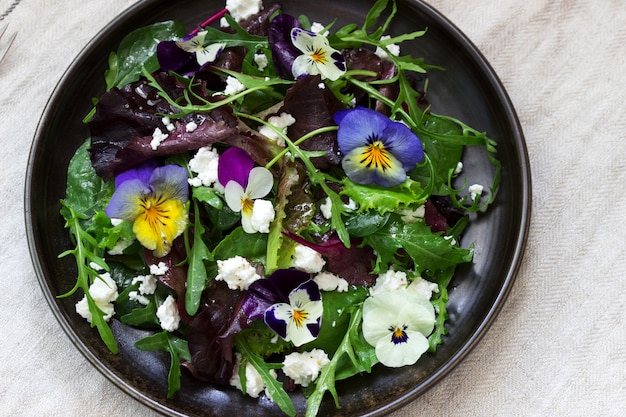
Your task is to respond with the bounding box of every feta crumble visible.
[291,244,325,274]
[132,274,157,296]
[310,22,328,36]
[258,112,296,146]
[282,349,330,387]
[75,273,118,323]
[370,269,408,296]
[150,127,169,150]
[156,295,181,332]
[454,161,464,175]
[215,256,262,290]
[313,272,349,292]
[188,146,220,187]
[185,121,198,132]
[408,277,439,300]
[223,0,263,23]
[254,52,268,71]
[469,183,484,200]
[230,352,277,399]
[375,35,400,59]
[319,197,357,220]
[250,199,275,233]
[223,75,246,95]
[149,262,169,276]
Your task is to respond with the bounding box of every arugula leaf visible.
[186,200,213,316]
[135,331,191,398]
[363,214,473,275]
[340,177,428,214]
[212,226,268,264]
[428,267,454,351]
[305,305,365,417]
[106,21,185,90]
[234,335,296,417]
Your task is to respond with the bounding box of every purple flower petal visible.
[243,268,310,320]
[264,304,288,338]
[157,40,196,73]
[381,122,424,170]
[149,164,190,202]
[268,14,303,80]
[335,107,390,154]
[114,161,157,188]
[105,178,148,220]
[217,147,255,188]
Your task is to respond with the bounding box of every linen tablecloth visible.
[1,0,624,415]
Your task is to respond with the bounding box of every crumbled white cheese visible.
[398,204,426,224]
[230,352,277,399]
[131,274,157,296]
[161,116,175,132]
[310,22,327,36]
[185,121,198,132]
[250,199,275,233]
[75,273,118,323]
[157,295,181,332]
[254,52,268,71]
[223,75,246,95]
[375,35,400,59]
[258,112,296,146]
[128,291,150,306]
[188,146,220,187]
[319,197,357,220]
[313,272,348,292]
[444,235,457,246]
[150,127,169,150]
[224,0,263,22]
[149,262,169,276]
[408,277,439,300]
[317,82,326,89]
[215,256,262,290]
[454,161,464,175]
[282,349,330,387]
[370,269,408,296]
[469,183,484,200]
[291,244,325,274]
[320,197,333,219]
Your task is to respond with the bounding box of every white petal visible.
[241,210,256,233]
[375,329,429,367]
[224,181,245,212]
[176,31,207,53]
[246,167,274,199]
[195,43,225,65]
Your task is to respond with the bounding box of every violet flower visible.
[334,107,424,187]
[105,163,189,257]
[157,30,224,76]
[218,147,275,234]
[264,278,323,347]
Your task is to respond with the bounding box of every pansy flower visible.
[105,163,189,257]
[268,13,345,81]
[218,147,275,234]
[361,287,435,367]
[264,279,323,347]
[334,107,424,187]
[157,31,225,75]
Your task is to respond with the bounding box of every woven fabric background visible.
[1,0,624,415]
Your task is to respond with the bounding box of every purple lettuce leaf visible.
[282,74,345,169]
[268,13,302,79]
[284,231,377,286]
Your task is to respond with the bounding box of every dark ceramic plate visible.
[25,0,531,416]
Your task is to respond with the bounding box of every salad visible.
[58,0,500,416]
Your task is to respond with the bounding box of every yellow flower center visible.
[291,308,309,328]
[360,141,392,170]
[241,196,254,216]
[389,324,409,345]
[310,48,327,64]
[133,195,186,257]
